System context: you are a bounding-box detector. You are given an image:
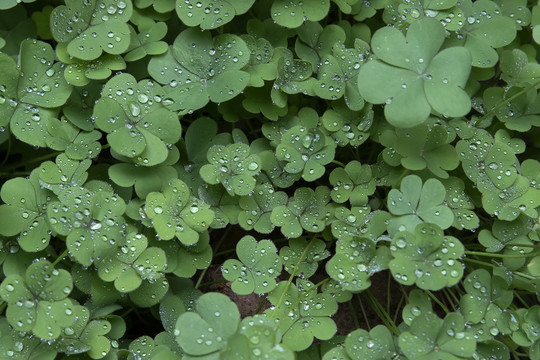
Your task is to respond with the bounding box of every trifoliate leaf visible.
[387,174,454,234]
[271,0,329,28]
[200,143,261,196]
[280,237,329,278]
[238,183,288,234]
[329,161,375,205]
[47,186,126,267]
[266,279,338,351]
[94,73,181,166]
[357,17,471,128]
[380,122,459,178]
[446,0,516,68]
[222,235,282,295]
[148,28,250,114]
[125,21,168,62]
[50,0,133,60]
[271,186,330,238]
[0,172,53,252]
[2,40,73,147]
[144,178,214,246]
[389,223,464,290]
[175,292,240,357]
[176,0,255,30]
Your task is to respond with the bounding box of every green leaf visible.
[94,73,181,166]
[0,172,53,252]
[148,29,250,114]
[4,40,73,147]
[144,178,214,246]
[175,292,240,356]
[271,0,330,28]
[387,174,454,234]
[357,17,471,127]
[389,223,464,290]
[222,235,282,295]
[176,0,255,29]
[266,279,338,351]
[51,0,133,60]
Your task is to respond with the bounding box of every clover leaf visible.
[271,0,329,28]
[276,125,335,181]
[266,279,338,351]
[397,0,465,31]
[398,311,476,359]
[175,292,240,357]
[47,186,127,267]
[0,172,53,252]
[512,306,540,359]
[446,0,517,68]
[148,28,250,113]
[321,102,373,147]
[155,231,212,278]
[144,178,214,246]
[94,73,182,167]
[96,233,166,293]
[222,235,282,295]
[0,318,56,359]
[499,49,540,88]
[456,129,519,191]
[200,143,261,196]
[222,315,294,360]
[238,183,287,234]
[45,117,102,160]
[0,260,76,340]
[51,0,133,60]
[442,177,479,230]
[329,161,375,205]
[0,40,73,147]
[357,17,472,128]
[331,207,390,242]
[38,154,91,195]
[56,306,116,359]
[271,186,330,238]
[109,163,177,199]
[327,236,390,292]
[387,174,454,234]
[127,335,181,360]
[125,21,168,62]
[460,269,516,341]
[280,238,329,278]
[56,43,126,86]
[484,85,540,132]
[176,0,254,29]
[342,325,398,360]
[380,122,459,178]
[389,223,464,290]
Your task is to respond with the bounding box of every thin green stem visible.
[357,294,371,330]
[270,238,314,320]
[513,291,530,309]
[425,290,449,314]
[52,249,69,267]
[254,298,267,315]
[349,300,360,329]
[465,250,539,259]
[331,160,346,167]
[393,295,405,324]
[364,290,400,335]
[462,258,536,280]
[471,79,540,126]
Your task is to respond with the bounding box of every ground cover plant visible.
[0,0,540,359]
